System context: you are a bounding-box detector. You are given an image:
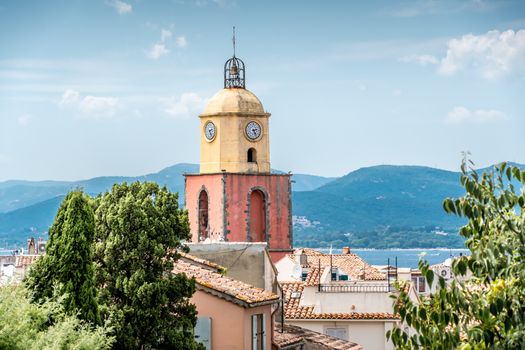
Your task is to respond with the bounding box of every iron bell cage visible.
[224,56,245,89]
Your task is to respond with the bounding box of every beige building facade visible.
[199,88,271,174]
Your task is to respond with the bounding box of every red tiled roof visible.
[274,324,363,350]
[15,255,40,268]
[173,255,279,307]
[281,282,397,320]
[179,252,226,272]
[292,249,385,282]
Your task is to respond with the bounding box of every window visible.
[248,148,257,163]
[194,317,211,350]
[198,190,209,241]
[412,276,426,293]
[325,327,348,340]
[249,189,266,242]
[331,267,338,281]
[251,314,266,350]
[338,274,348,281]
[418,276,426,293]
[301,271,308,281]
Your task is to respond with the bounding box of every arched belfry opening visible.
[247,148,256,163]
[249,189,266,242]
[198,190,209,241]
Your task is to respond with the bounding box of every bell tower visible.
[184,30,293,262]
[199,31,270,174]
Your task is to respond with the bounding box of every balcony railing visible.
[318,283,391,293]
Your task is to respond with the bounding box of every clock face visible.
[204,121,216,141]
[245,121,262,140]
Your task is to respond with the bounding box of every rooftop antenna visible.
[232,26,236,57]
[224,26,245,88]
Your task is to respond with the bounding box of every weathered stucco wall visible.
[223,173,292,250]
[187,243,276,291]
[288,320,395,350]
[185,173,293,257]
[185,174,224,242]
[300,286,394,314]
[192,290,273,350]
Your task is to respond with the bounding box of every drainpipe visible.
[318,259,321,292]
[386,258,390,293]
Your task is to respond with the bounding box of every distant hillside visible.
[295,165,465,230]
[0,196,64,244]
[292,163,525,249]
[0,163,199,213]
[0,164,333,245]
[1,162,522,248]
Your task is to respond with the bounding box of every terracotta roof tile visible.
[304,265,323,286]
[179,252,226,272]
[173,256,279,306]
[281,282,397,320]
[291,249,385,282]
[15,255,40,268]
[274,324,363,350]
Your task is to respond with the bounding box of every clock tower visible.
[184,41,293,262]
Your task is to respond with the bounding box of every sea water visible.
[318,248,470,268]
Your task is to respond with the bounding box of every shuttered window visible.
[251,313,266,349]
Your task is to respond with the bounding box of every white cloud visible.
[163,93,207,119]
[161,29,172,42]
[148,43,169,60]
[446,106,508,124]
[439,29,525,79]
[79,96,119,116]
[175,36,187,48]
[58,89,120,118]
[147,29,187,59]
[399,54,439,66]
[59,89,80,107]
[107,0,132,14]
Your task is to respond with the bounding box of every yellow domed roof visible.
[201,88,265,116]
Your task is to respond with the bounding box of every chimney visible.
[342,246,350,254]
[299,249,308,266]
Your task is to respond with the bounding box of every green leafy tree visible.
[388,161,525,349]
[93,182,202,349]
[0,285,113,350]
[25,190,100,324]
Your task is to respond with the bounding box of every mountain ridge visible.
[1,162,523,248]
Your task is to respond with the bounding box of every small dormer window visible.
[338,274,348,281]
[301,272,308,281]
[248,148,256,163]
[331,267,338,281]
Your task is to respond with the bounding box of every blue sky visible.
[1,0,524,181]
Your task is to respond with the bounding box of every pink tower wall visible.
[185,173,293,256]
[223,173,292,251]
[185,174,225,243]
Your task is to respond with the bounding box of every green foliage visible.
[388,161,525,349]
[25,190,100,324]
[93,182,203,350]
[0,285,113,350]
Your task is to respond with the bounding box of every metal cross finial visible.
[232,26,236,57]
